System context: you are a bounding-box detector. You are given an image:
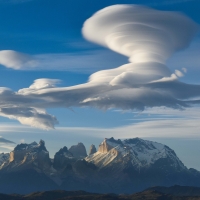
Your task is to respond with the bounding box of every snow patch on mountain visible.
[86,137,186,170]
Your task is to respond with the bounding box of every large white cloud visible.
[83,5,197,61]
[82,5,198,86]
[0,5,200,129]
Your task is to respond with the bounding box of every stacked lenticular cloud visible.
[82,5,198,85]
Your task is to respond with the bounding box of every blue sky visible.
[0,0,200,170]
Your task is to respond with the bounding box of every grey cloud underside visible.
[0,79,200,129]
[0,5,200,129]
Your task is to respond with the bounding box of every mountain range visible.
[0,137,200,194]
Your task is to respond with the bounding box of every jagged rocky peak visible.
[98,137,122,153]
[10,141,38,162]
[12,140,47,153]
[55,146,73,157]
[69,142,87,159]
[9,140,51,169]
[53,146,74,170]
[38,139,47,151]
[89,144,97,155]
[14,141,37,151]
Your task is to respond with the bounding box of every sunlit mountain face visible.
[0,137,200,194]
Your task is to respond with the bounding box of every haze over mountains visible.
[0,137,200,195]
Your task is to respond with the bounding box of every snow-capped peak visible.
[86,137,186,170]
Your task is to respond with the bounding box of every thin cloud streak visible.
[0,115,200,139]
[0,136,16,153]
[0,50,127,72]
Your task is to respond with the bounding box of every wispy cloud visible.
[0,137,15,144]
[0,49,127,73]
[0,144,14,151]
[0,109,200,139]
[53,106,200,139]
[0,136,15,153]
[53,119,200,139]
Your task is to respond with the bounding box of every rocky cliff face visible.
[53,146,75,170]
[69,143,87,159]
[1,140,52,172]
[98,137,122,153]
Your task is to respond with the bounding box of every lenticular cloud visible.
[82,5,198,85]
[0,5,200,129]
[83,5,197,61]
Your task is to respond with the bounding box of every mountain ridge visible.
[0,137,200,194]
[86,137,186,170]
